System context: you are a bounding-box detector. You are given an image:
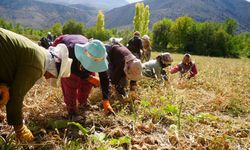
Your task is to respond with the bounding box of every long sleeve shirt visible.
[0,28,46,125]
[170,62,197,77]
[142,60,164,79]
[127,36,143,59]
[108,44,133,85]
[53,35,109,99]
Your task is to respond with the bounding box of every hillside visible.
[103,0,250,31]
[35,0,129,11]
[1,0,250,31]
[0,0,98,29]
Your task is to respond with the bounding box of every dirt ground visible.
[0,54,249,149]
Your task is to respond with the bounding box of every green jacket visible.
[0,28,46,125]
[142,60,163,79]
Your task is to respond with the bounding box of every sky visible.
[246,0,250,2]
[127,0,143,3]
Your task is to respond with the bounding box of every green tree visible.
[133,3,143,32]
[244,33,250,57]
[196,22,219,55]
[116,28,133,45]
[51,22,62,37]
[223,18,237,35]
[185,23,199,53]
[85,26,113,41]
[14,23,24,34]
[0,18,13,30]
[171,16,195,51]
[152,18,173,51]
[133,3,151,34]
[62,19,84,34]
[133,3,150,35]
[96,10,105,33]
[141,5,150,35]
[212,29,231,57]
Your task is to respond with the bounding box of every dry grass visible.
[0,53,249,150]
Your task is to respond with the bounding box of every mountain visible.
[1,0,250,31]
[103,0,250,32]
[35,0,129,11]
[0,0,98,29]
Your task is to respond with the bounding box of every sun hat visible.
[124,54,142,81]
[74,40,108,72]
[45,44,73,87]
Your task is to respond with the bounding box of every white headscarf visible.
[45,44,73,87]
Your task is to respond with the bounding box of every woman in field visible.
[53,35,115,117]
[106,38,143,98]
[142,53,173,82]
[141,35,152,62]
[170,53,198,79]
[0,28,72,142]
[127,31,143,59]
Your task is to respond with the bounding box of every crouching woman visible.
[142,53,173,82]
[0,28,72,142]
[106,38,143,98]
[170,53,197,79]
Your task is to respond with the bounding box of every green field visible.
[1,53,249,149]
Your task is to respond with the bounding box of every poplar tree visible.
[141,5,150,35]
[133,3,150,35]
[96,10,105,32]
[133,3,143,32]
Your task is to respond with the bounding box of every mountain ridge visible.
[35,0,129,11]
[0,0,250,32]
[0,0,98,29]
[103,0,250,31]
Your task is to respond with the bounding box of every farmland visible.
[0,53,249,149]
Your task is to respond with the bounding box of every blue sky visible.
[127,0,143,3]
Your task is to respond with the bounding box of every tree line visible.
[152,17,250,58]
[0,2,249,58]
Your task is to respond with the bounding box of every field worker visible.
[170,53,198,79]
[106,38,143,98]
[142,53,173,81]
[127,31,143,59]
[141,35,152,62]
[0,28,72,142]
[53,35,115,117]
[47,31,54,42]
[74,39,116,116]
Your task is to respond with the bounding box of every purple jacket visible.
[54,35,110,99]
[108,44,133,85]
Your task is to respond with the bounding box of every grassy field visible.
[0,53,249,150]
